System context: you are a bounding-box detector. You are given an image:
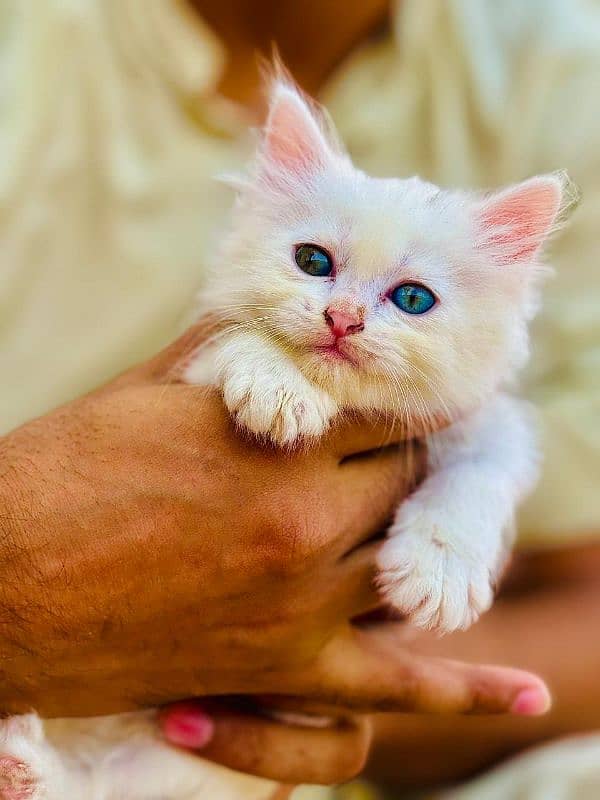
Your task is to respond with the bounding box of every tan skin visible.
[0,321,548,788]
[186,0,389,111]
[179,0,600,789]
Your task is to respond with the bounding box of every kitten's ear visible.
[477,173,575,265]
[261,82,334,175]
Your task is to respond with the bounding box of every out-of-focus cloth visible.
[324,0,600,548]
[294,787,374,800]
[0,0,248,435]
[441,734,600,800]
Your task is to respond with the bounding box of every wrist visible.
[0,435,24,579]
[0,431,46,713]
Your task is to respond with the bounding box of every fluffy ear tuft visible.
[478,172,576,264]
[261,80,335,175]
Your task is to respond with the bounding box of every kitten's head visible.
[210,80,573,429]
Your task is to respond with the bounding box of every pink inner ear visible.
[264,89,328,174]
[480,180,562,263]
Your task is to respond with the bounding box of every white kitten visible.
[0,80,572,800]
[187,80,571,631]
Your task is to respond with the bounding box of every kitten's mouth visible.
[314,341,358,366]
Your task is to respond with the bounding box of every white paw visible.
[0,715,63,800]
[222,370,336,446]
[377,503,495,633]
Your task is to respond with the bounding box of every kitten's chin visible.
[313,342,360,367]
[300,348,364,401]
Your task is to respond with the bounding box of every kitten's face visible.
[210,83,566,426]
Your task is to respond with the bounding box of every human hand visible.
[159,612,551,785]
[0,319,551,790]
[0,319,423,716]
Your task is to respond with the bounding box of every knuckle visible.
[256,499,329,579]
[254,529,311,579]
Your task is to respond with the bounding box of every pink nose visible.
[324,306,365,338]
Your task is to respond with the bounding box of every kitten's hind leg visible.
[0,715,72,800]
[44,712,277,800]
[0,754,36,800]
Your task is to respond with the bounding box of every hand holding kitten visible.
[0,319,421,719]
[0,320,551,800]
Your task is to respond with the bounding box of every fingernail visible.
[162,707,215,749]
[511,686,551,716]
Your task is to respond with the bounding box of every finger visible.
[291,625,551,716]
[334,542,381,617]
[270,788,294,800]
[330,443,423,555]
[160,700,372,786]
[325,412,431,459]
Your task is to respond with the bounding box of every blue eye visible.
[295,244,333,277]
[391,283,436,315]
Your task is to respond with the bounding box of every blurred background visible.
[1,1,599,798]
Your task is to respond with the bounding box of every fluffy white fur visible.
[0,80,572,799]
[0,713,274,799]
[188,81,571,632]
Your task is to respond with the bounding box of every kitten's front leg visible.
[190,330,338,446]
[378,394,539,633]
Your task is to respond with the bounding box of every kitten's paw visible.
[377,506,495,633]
[0,756,37,800]
[0,720,41,800]
[223,370,336,446]
[0,715,64,800]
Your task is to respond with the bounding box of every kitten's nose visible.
[324,305,365,338]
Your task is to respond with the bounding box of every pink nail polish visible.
[511,686,551,716]
[162,707,215,748]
